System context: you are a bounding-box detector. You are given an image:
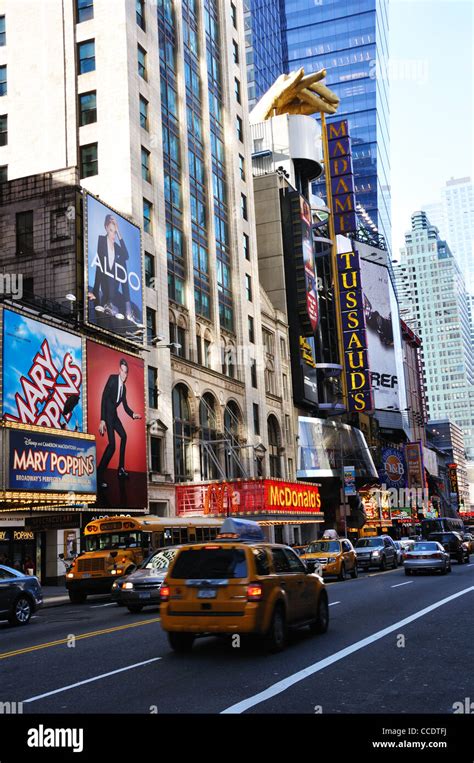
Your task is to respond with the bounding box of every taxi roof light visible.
[217,518,264,543]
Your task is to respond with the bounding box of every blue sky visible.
[390,0,473,254]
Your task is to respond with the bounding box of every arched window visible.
[224,400,243,478]
[199,393,219,480]
[173,384,192,482]
[267,415,282,478]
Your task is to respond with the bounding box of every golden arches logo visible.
[204,483,237,516]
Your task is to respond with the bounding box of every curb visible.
[42,596,71,609]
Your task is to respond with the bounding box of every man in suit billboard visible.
[97,358,142,488]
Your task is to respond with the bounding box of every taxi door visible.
[341,539,355,572]
[283,547,315,621]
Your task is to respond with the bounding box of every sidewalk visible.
[41,585,71,608]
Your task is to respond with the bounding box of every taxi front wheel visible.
[168,632,195,653]
[309,591,329,635]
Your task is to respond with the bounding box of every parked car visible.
[111,546,181,613]
[427,532,470,564]
[301,538,358,580]
[354,536,398,571]
[404,541,451,575]
[393,541,404,566]
[160,517,329,653]
[462,533,474,554]
[0,564,43,626]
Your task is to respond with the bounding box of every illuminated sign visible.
[337,245,373,412]
[7,429,96,494]
[176,479,323,516]
[379,447,407,489]
[448,463,459,498]
[328,120,357,235]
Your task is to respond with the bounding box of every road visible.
[1,563,473,715]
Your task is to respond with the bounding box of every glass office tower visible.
[244,0,285,109]
[281,0,391,250]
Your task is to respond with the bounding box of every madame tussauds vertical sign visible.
[337,245,373,412]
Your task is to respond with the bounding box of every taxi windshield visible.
[305,541,340,553]
[144,549,177,570]
[170,548,248,579]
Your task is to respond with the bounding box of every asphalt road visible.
[1,563,473,715]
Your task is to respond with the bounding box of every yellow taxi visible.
[159,518,329,653]
[301,537,358,580]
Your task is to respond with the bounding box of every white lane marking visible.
[221,585,474,714]
[391,581,414,588]
[22,657,161,704]
[467,564,474,567]
[90,603,117,608]
[329,602,341,607]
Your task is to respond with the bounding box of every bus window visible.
[195,527,218,542]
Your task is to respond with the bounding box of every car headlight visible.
[372,550,380,557]
[111,582,119,590]
[122,582,134,590]
[66,572,74,578]
[110,569,124,575]
[327,557,336,563]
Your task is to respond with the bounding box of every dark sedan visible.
[0,565,43,626]
[111,547,180,613]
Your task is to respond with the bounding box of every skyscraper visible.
[246,0,391,248]
[244,0,285,109]
[0,0,296,512]
[423,177,474,294]
[396,211,474,460]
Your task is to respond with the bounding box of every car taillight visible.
[247,583,263,602]
[160,585,170,602]
[430,553,443,559]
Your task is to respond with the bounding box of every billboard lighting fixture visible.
[115,313,124,320]
[65,294,76,302]
[95,305,105,313]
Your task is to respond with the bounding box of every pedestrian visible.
[13,560,22,571]
[23,555,35,575]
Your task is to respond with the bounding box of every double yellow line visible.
[0,617,161,661]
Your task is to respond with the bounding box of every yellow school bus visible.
[65,515,223,603]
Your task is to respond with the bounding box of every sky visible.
[390,0,473,255]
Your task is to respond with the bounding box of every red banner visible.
[175,479,322,517]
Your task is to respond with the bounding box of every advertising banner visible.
[358,251,407,411]
[379,446,407,489]
[7,428,96,494]
[344,466,356,496]
[405,441,425,489]
[86,340,147,509]
[85,194,143,342]
[2,308,83,431]
[300,197,319,332]
[447,463,459,503]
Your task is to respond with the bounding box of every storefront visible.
[0,525,37,573]
[175,478,325,544]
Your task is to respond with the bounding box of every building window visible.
[143,198,152,233]
[16,211,34,256]
[148,366,158,409]
[248,315,255,343]
[285,414,292,444]
[231,3,237,28]
[235,77,241,104]
[253,403,260,436]
[251,358,257,388]
[170,321,186,358]
[268,415,282,478]
[243,232,250,260]
[0,114,7,146]
[145,252,155,287]
[199,393,219,481]
[150,437,162,473]
[241,194,248,220]
[79,91,96,126]
[78,40,95,74]
[141,146,151,182]
[138,44,147,80]
[245,273,252,302]
[232,40,239,65]
[280,336,287,360]
[0,65,6,96]
[136,0,145,31]
[173,384,192,482]
[76,0,94,23]
[239,154,245,181]
[0,16,5,46]
[236,115,243,142]
[146,307,156,343]
[80,143,98,177]
[282,373,289,401]
[0,165,7,184]
[139,95,149,130]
